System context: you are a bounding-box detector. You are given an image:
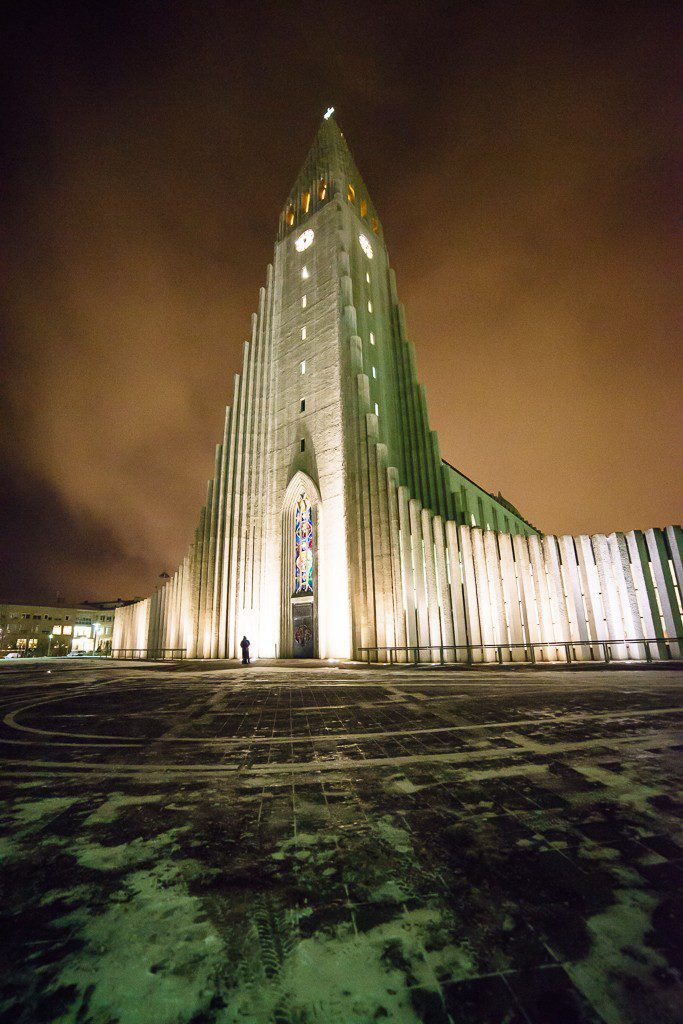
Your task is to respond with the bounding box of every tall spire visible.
[279,111,382,240]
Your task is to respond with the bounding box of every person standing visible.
[240,636,251,664]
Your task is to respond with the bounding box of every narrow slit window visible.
[374,402,379,417]
[302,295,307,308]
[300,360,306,374]
[301,326,307,340]
[366,272,370,284]
[318,179,327,201]
[347,183,355,203]
[301,266,309,280]
[286,206,295,226]
[300,438,305,452]
[302,191,311,213]
[371,217,379,233]
[370,332,375,345]
[300,398,306,413]
[372,366,376,379]
[360,199,367,217]
[368,301,372,313]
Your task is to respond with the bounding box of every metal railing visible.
[110,648,186,661]
[359,637,683,666]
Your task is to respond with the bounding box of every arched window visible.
[318,178,327,201]
[302,191,311,214]
[347,183,355,203]
[294,493,313,593]
[286,206,295,226]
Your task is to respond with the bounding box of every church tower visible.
[113,114,682,664]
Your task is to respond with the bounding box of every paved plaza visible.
[0,661,681,1024]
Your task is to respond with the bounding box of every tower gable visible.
[278,115,382,243]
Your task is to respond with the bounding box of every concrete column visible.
[211,405,232,657]
[235,321,259,645]
[498,531,525,660]
[608,533,645,659]
[433,516,455,662]
[527,535,558,661]
[387,468,408,659]
[592,534,628,659]
[356,374,376,653]
[398,486,417,649]
[375,445,396,653]
[226,365,248,659]
[542,536,572,657]
[204,448,221,656]
[457,524,482,661]
[645,528,682,657]
[575,534,607,657]
[409,498,430,658]
[557,535,590,659]
[421,510,442,660]
[512,534,541,653]
[483,530,509,660]
[471,528,495,661]
[366,417,387,655]
[200,480,215,657]
[665,525,683,595]
[344,332,367,658]
[625,530,661,657]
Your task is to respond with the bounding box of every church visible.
[113,113,681,663]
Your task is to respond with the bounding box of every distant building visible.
[0,602,124,657]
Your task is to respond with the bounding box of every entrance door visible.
[292,600,314,658]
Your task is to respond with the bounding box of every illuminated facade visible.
[114,115,682,662]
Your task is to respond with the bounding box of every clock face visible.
[295,229,314,252]
[359,233,373,259]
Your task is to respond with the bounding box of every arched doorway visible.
[281,472,322,658]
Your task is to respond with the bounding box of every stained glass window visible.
[294,493,313,594]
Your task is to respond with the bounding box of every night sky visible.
[1,1,680,605]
